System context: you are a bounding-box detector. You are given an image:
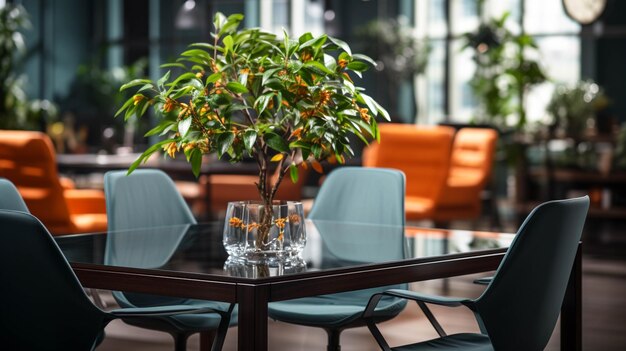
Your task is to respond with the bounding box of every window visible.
[417,0,580,127]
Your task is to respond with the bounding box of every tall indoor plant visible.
[0,4,56,130]
[116,13,388,249]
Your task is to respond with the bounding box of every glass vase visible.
[223,201,306,264]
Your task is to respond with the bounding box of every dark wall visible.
[22,0,94,101]
[595,1,626,123]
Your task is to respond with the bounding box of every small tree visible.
[116,13,389,248]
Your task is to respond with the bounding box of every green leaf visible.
[243,129,257,152]
[298,32,314,44]
[226,81,249,94]
[347,61,369,72]
[138,100,151,118]
[303,61,333,75]
[262,67,282,85]
[263,78,283,90]
[181,49,212,61]
[223,35,234,54]
[166,72,197,95]
[352,53,377,66]
[265,132,289,153]
[300,34,327,50]
[127,139,174,174]
[190,43,224,53]
[217,131,235,157]
[372,99,390,121]
[137,83,154,93]
[213,12,227,32]
[206,72,222,84]
[328,36,352,56]
[120,79,153,92]
[190,149,203,178]
[289,163,299,183]
[114,98,134,118]
[289,60,303,73]
[311,144,323,159]
[359,93,378,116]
[323,54,337,71]
[254,94,274,115]
[144,120,174,137]
[157,70,171,88]
[218,13,244,36]
[178,117,192,137]
[160,62,186,69]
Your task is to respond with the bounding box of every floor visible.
[97,256,626,350]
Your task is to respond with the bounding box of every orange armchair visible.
[0,130,107,235]
[432,127,498,221]
[363,124,455,220]
[202,165,309,214]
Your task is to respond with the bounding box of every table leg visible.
[237,283,270,351]
[561,243,582,351]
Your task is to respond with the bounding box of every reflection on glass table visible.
[58,220,514,280]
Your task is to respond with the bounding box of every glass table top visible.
[55,220,514,280]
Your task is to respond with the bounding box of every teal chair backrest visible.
[104,169,197,231]
[476,196,589,350]
[103,169,196,307]
[0,210,109,350]
[308,167,406,226]
[0,178,29,212]
[308,167,408,299]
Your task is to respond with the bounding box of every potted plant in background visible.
[116,12,389,263]
[546,80,606,140]
[463,12,546,131]
[356,18,428,123]
[0,4,57,130]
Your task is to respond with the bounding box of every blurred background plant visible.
[56,57,148,152]
[356,17,428,122]
[464,12,546,131]
[546,80,608,139]
[0,4,57,130]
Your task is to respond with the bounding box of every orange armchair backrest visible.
[0,131,72,229]
[363,124,455,201]
[448,128,498,189]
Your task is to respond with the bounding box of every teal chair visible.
[104,169,236,351]
[363,196,589,351]
[268,167,409,351]
[0,178,29,212]
[0,209,232,351]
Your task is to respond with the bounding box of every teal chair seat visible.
[268,167,408,351]
[363,196,590,351]
[104,169,236,350]
[269,291,407,329]
[392,334,492,351]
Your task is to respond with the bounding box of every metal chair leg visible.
[173,333,188,351]
[326,329,342,351]
[200,330,217,351]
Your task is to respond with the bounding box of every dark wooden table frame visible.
[69,244,582,351]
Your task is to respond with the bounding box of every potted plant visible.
[0,4,57,130]
[546,80,605,139]
[116,12,389,260]
[355,18,428,122]
[463,12,546,130]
